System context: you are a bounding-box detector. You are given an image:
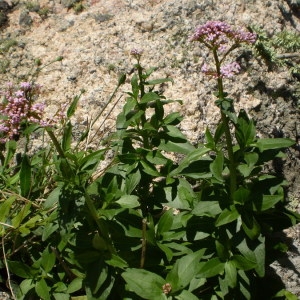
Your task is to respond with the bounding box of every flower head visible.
[190,21,257,51]
[130,48,143,60]
[220,61,241,78]
[0,82,46,143]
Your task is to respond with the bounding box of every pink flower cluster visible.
[201,61,241,78]
[220,61,241,78]
[190,21,257,51]
[0,82,48,143]
[130,48,144,58]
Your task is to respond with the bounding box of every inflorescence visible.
[191,21,257,78]
[0,82,64,143]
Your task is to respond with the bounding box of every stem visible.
[213,49,237,200]
[46,128,65,158]
[2,236,16,300]
[140,218,147,268]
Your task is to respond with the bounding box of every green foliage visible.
[251,26,300,73]
[0,35,299,300]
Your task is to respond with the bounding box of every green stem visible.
[213,49,237,200]
[136,63,150,149]
[140,218,147,268]
[46,128,65,158]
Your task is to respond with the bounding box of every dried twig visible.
[2,236,16,300]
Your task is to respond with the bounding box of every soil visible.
[0,0,299,297]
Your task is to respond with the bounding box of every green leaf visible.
[273,289,298,300]
[62,121,72,152]
[241,213,261,240]
[146,77,174,85]
[131,74,139,98]
[231,255,256,271]
[42,221,59,241]
[210,152,224,182]
[169,146,210,176]
[19,279,35,296]
[36,278,50,300]
[41,247,56,273]
[215,206,240,227]
[198,257,225,278]
[4,140,16,168]
[122,268,166,299]
[92,233,108,251]
[166,250,205,292]
[244,152,259,167]
[253,194,283,211]
[67,278,83,294]
[157,243,173,261]
[253,237,265,277]
[224,260,237,288]
[163,112,183,125]
[158,140,195,155]
[44,186,62,209]
[205,127,215,149]
[233,187,250,205]
[192,201,222,217]
[116,195,140,208]
[7,261,35,279]
[117,73,126,86]
[254,138,295,152]
[156,209,173,236]
[11,203,31,228]
[140,92,160,104]
[140,160,161,176]
[67,94,80,118]
[146,150,168,165]
[105,254,129,269]
[20,155,31,197]
[165,125,188,140]
[0,196,15,223]
[80,149,106,170]
[53,293,70,300]
[175,290,199,300]
[125,170,141,194]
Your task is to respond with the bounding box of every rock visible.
[0,0,11,28]
[61,0,80,9]
[19,10,33,26]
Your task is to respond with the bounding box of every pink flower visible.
[130,48,144,58]
[220,61,241,78]
[190,21,257,51]
[0,82,47,143]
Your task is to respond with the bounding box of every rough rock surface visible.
[0,0,299,297]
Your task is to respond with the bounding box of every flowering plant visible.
[0,22,299,300]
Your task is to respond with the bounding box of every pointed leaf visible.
[198,257,225,278]
[146,78,174,85]
[67,95,80,118]
[122,268,166,299]
[116,195,140,208]
[215,206,240,227]
[254,138,295,152]
[140,92,160,104]
[210,152,224,182]
[20,155,31,197]
[36,278,50,300]
[166,250,205,292]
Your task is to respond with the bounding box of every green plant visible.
[25,1,40,12]
[0,21,299,300]
[72,2,85,14]
[251,26,300,74]
[0,39,18,54]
